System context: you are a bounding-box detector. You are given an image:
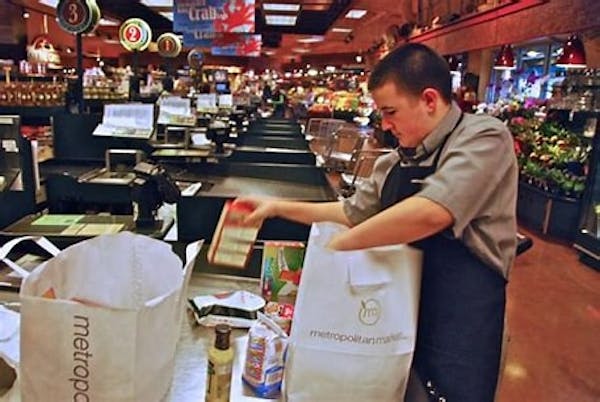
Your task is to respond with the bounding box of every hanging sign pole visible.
[57,0,101,112]
[156,33,183,77]
[119,18,152,101]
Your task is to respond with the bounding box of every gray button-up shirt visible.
[343,102,518,278]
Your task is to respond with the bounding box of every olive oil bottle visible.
[205,324,234,402]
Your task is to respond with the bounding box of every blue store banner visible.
[174,0,255,33]
[211,34,261,57]
[183,31,219,47]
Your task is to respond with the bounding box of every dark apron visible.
[381,115,506,402]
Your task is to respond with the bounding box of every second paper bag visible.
[284,222,422,402]
[18,232,201,402]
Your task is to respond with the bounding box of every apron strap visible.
[431,112,464,168]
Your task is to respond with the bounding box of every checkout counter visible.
[0,111,331,400]
[0,106,337,279]
[0,116,36,230]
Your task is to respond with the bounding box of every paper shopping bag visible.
[6,233,202,402]
[284,222,423,402]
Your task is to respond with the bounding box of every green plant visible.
[507,111,590,199]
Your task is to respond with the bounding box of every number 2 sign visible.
[119,18,152,52]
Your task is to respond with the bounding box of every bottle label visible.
[206,360,232,401]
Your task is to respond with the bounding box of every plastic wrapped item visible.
[264,301,294,335]
[188,290,265,328]
[242,313,288,398]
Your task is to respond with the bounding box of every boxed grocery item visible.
[208,200,261,269]
[260,241,305,304]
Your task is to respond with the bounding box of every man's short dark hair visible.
[368,43,452,103]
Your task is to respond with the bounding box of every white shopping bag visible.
[284,222,422,402]
[0,233,202,402]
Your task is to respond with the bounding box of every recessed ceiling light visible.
[38,0,58,7]
[160,12,173,20]
[265,15,297,26]
[263,3,300,12]
[140,0,173,6]
[293,47,310,53]
[525,50,542,58]
[345,9,367,19]
[331,27,353,33]
[99,18,119,26]
[297,36,324,43]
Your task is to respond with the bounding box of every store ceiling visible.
[16,0,412,60]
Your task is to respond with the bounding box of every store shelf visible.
[547,109,600,119]
[517,180,582,241]
[0,106,66,118]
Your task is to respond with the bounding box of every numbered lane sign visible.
[157,33,182,58]
[187,48,204,70]
[57,0,98,34]
[119,18,152,52]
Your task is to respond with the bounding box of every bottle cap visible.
[215,324,231,350]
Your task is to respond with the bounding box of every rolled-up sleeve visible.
[417,117,516,238]
[342,152,398,226]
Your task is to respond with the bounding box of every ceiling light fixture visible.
[265,15,297,26]
[345,9,367,19]
[263,3,301,12]
[493,45,515,70]
[140,0,173,6]
[292,47,310,53]
[331,27,353,33]
[297,36,324,43]
[556,34,587,69]
[38,0,59,7]
[160,12,174,21]
[99,18,119,26]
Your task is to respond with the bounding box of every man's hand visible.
[233,198,350,228]
[232,197,279,226]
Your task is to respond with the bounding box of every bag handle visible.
[177,240,204,325]
[0,236,61,279]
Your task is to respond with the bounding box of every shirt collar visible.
[397,101,462,162]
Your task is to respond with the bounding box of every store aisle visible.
[497,227,600,402]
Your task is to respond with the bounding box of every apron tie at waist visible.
[425,380,448,402]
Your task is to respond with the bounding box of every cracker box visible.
[208,200,260,268]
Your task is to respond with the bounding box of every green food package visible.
[260,241,305,304]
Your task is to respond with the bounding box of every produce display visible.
[330,90,360,112]
[504,103,590,198]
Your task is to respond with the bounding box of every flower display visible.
[497,98,590,198]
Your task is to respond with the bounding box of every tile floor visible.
[496,227,600,402]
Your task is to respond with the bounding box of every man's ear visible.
[421,88,440,113]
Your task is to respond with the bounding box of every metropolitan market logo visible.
[358,298,381,326]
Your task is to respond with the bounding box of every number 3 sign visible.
[119,18,152,52]
[57,0,100,34]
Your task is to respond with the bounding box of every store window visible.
[486,40,566,103]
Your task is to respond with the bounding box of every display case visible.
[574,114,600,270]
